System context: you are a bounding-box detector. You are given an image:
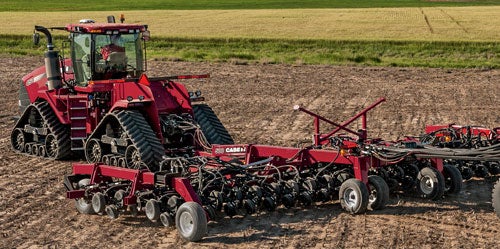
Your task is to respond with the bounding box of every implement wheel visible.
[175,202,207,242]
[443,164,463,195]
[367,175,390,210]
[339,178,369,214]
[416,167,445,200]
[75,179,95,214]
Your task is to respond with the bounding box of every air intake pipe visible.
[35,25,62,91]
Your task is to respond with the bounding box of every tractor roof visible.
[65,23,146,34]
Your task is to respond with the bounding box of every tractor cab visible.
[65,21,149,86]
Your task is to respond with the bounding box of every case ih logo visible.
[214,146,246,155]
[225,146,246,153]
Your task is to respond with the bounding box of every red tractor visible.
[11,16,233,171]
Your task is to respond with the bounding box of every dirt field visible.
[0,56,498,248]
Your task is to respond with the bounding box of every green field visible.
[1,1,499,68]
[0,0,499,11]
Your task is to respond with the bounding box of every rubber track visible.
[193,104,234,145]
[12,101,71,159]
[88,110,165,171]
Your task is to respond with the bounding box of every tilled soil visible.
[0,56,498,248]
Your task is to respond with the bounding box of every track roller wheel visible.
[11,128,26,152]
[175,202,207,242]
[416,167,445,200]
[92,193,106,214]
[339,178,369,214]
[25,143,33,155]
[85,138,103,163]
[105,205,119,219]
[145,199,161,222]
[125,145,144,169]
[38,145,46,157]
[367,175,390,210]
[118,158,126,168]
[32,144,40,156]
[110,156,119,166]
[160,212,175,227]
[443,164,463,195]
[75,179,95,214]
[102,155,111,165]
[492,179,500,218]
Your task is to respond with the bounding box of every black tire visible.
[443,164,463,195]
[493,179,500,219]
[416,167,445,200]
[175,202,208,242]
[75,179,95,214]
[367,175,390,210]
[193,104,234,145]
[339,178,369,214]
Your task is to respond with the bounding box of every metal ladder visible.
[68,96,87,151]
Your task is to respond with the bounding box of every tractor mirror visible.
[33,32,40,45]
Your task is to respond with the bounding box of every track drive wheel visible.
[416,167,445,200]
[85,138,103,163]
[74,179,95,214]
[367,175,390,210]
[443,164,463,195]
[125,145,146,169]
[175,202,207,242]
[11,128,27,152]
[493,179,500,219]
[339,178,369,214]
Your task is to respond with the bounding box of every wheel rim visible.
[178,211,195,236]
[86,139,102,163]
[420,175,434,195]
[125,145,142,169]
[45,134,58,158]
[343,187,359,208]
[11,128,26,152]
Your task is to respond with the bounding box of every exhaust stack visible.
[34,26,62,91]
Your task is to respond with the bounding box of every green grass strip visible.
[2,35,499,69]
